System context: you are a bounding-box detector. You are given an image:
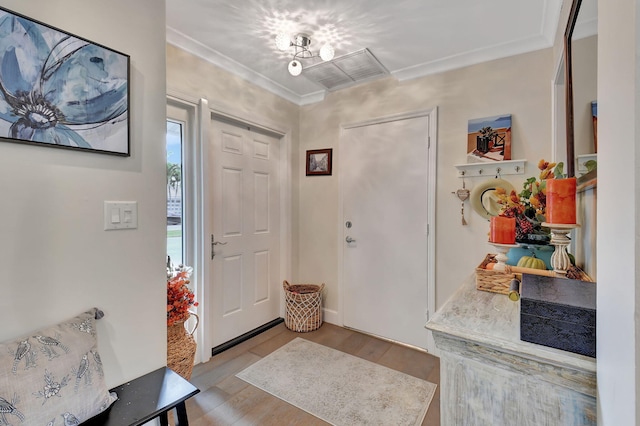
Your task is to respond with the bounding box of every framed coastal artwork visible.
[306,148,332,176]
[0,6,130,156]
[467,114,512,162]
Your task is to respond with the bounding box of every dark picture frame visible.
[306,148,332,176]
[564,0,582,177]
[0,6,130,156]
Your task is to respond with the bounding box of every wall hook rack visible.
[454,159,526,177]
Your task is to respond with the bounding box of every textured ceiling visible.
[167,0,564,105]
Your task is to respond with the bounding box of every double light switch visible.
[104,201,138,230]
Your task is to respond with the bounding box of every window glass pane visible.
[167,120,183,266]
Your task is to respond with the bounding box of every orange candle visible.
[546,177,577,224]
[490,216,516,244]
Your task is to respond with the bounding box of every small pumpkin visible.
[517,255,547,270]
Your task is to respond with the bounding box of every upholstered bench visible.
[82,367,199,426]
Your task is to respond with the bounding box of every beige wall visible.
[0,0,167,387]
[166,44,300,132]
[166,41,554,333]
[298,48,554,312]
[572,35,598,157]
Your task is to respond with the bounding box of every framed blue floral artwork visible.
[0,7,130,156]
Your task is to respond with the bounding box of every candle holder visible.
[541,222,580,274]
[487,242,519,271]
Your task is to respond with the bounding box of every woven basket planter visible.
[167,311,198,380]
[283,281,324,332]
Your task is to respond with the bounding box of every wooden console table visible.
[426,275,596,425]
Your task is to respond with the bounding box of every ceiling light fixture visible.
[275,33,335,77]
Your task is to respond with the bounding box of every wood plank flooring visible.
[184,322,440,425]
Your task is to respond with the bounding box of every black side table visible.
[83,367,200,426]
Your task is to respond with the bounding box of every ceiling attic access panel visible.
[303,49,389,91]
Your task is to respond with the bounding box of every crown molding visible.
[392,33,554,82]
[394,0,561,82]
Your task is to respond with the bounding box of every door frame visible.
[337,107,438,353]
[167,92,293,364]
[166,94,201,362]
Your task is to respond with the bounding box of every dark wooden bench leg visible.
[174,401,189,426]
[159,411,169,426]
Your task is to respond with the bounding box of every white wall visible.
[297,48,554,314]
[596,0,639,424]
[0,0,167,387]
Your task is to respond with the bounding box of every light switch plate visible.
[104,201,138,230]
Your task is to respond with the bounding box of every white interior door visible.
[209,119,281,347]
[342,114,431,350]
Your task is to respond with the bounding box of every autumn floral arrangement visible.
[167,263,198,326]
[496,159,564,243]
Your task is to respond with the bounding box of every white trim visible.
[335,126,346,329]
[322,308,340,327]
[338,107,438,354]
[454,159,527,177]
[392,35,552,82]
[391,0,561,82]
[196,98,211,363]
[426,107,438,354]
[165,94,209,364]
[342,109,436,129]
[577,153,597,174]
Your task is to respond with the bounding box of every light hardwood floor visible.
[184,322,440,425]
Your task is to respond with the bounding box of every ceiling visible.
[166,0,563,105]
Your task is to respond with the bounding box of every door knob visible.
[346,236,356,243]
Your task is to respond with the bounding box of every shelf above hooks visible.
[454,159,526,177]
[576,154,597,174]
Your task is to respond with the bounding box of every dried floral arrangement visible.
[495,159,564,243]
[167,263,198,326]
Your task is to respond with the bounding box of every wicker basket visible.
[167,311,198,380]
[476,254,518,295]
[283,281,324,332]
[476,253,594,295]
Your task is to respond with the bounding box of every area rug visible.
[236,337,436,426]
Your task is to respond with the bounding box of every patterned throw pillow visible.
[0,308,117,425]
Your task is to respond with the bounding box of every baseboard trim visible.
[211,318,284,357]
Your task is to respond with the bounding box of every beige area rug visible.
[236,337,436,426]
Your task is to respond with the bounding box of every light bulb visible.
[275,33,291,51]
[319,43,335,61]
[288,59,302,76]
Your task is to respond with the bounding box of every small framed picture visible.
[306,148,332,176]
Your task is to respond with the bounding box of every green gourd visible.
[517,255,547,270]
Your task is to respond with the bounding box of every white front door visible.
[208,119,281,347]
[341,114,432,350]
